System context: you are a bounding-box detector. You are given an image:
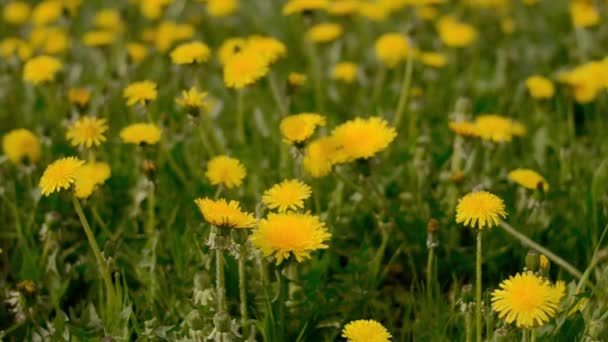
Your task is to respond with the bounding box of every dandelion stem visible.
[238,243,249,335]
[215,239,227,312]
[236,89,245,143]
[499,220,583,279]
[393,53,414,132]
[146,181,156,235]
[530,329,536,342]
[426,247,434,297]
[465,309,472,342]
[475,231,482,342]
[371,66,386,105]
[72,196,114,303]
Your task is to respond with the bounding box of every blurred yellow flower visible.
[247,35,287,65]
[570,1,599,28]
[3,1,30,24]
[342,319,392,342]
[94,9,123,31]
[474,114,520,142]
[331,117,397,163]
[288,72,307,86]
[0,38,32,60]
[127,43,149,64]
[303,137,338,178]
[455,191,507,230]
[283,0,328,15]
[332,62,358,83]
[262,179,312,212]
[31,0,62,26]
[437,16,477,47]
[206,0,238,17]
[492,272,564,328]
[375,33,411,68]
[328,0,360,16]
[359,2,388,21]
[223,49,269,89]
[525,75,554,99]
[218,37,247,65]
[419,51,447,68]
[66,116,108,148]
[74,162,111,199]
[175,87,210,111]
[307,23,344,43]
[170,41,211,65]
[120,123,162,145]
[415,5,438,21]
[140,0,172,20]
[250,212,331,264]
[23,55,62,85]
[508,169,549,192]
[2,129,40,165]
[194,197,256,228]
[501,17,516,34]
[82,30,116,47]
[448,121,478,137]
[206,155,246,189]
[123,80,157,106]
[30,26,70,54]
[39,157,85,196]
[280,113,326,144]
[68,87,91,108]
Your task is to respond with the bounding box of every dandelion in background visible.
[474,114,523,143]
[331,117,397,163]
[262,179,312,212]
[436,16,477,48]
[74,162,111,199]
[205,155,246,189]
[222,48,269,89]
[449,121,478,138]
[250,212,331,264]
[22,55,62,85]
[31,0,62,26]
[127,43,149,64]
[570,1,599,28]
[3,1,31,25]
[508,169,549,192]
[419,51,447,68]
[120,123,162,145]
[68,88,91,110]
[526,75,555,99]
[375,33,411,68]
[66,116,108,148]
[2,129,40,165]
[39,157,85,196]
[302,137,339,178]
[217,37,247,65]
[123,80,158,107]
[0,38,32,60]
[282,0,329,15]
[194,198,256,228]
[204,0,239,17]
[280,113,326,145]
[170,41,211,65]
[307,23,344,43]
[328,0,360,16]
[288,72,307,87]
[342,319,392,342]
[331,62,358,83]
[247,35,287,65]
[82,30,116,47]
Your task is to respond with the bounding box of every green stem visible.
[72,196,114,302]
[146,182,156,235]
[465,309,472,342]
[530,328,536,342]
[499,221,583,279]
[426,247,434,296]
[238,244,249,334]
[393,53,415,132]
[215,234,227,313]
[202,114,226,155]
[305,40,324,112]
[475,231,482,342]
[198,118,216,158]
[371,66,386,105]
[236,89,245,143]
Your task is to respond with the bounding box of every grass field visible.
[1,0,608,341]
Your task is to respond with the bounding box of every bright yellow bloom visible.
[206,155,246,189]
[570,1,599,28]
[342,319,392,342]
[359,2,388,21]
[223,49,269,89]
[123,80,157,106]
[558,60,608,103]
[31,0,62,26]
[194,197,256,228]
[455,191,507,230]
[288,72,307,86]
[280,113,326,144]
[175,87,210,111]
[0,38,32,60]
[4,1,30,24]
[448,121,478,137]
[526,75,554,99]
[206,0,238,17]
[250,212,331,264]
[492,272,565,328]
[419,51,447,68]
[23,55,62,85]
[2,129,40,165]
[282,0,328,15]
[151,21,194,53]
[474,114,520,143]
[307,23,343,43]
[328,0,360,16]
[94,9,123,31]
[375,33,411,68]
[66,116,108,148]
[140,0,172,19]
[39,157,85,196]
[331,117,397,163]
[170,41,211,65]
[218,37,247,65]
[303,137,338,178]
[68,87,91,108]
[332,62,358,83]
[415,5,438,20]
[127,43,148,64]
[30,26,70,54]
[508,169,549,192]
[74,162,111,199]
[247,35,287,65]
[262,179,312,212]
[437,16,477,47]
[82,30,115,47]
[120,123,162,145]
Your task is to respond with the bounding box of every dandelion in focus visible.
[170,41,211,65]
[194,197,256,228]
[262,179,312,212]
[342,319,392,342]
[120,123,162,145]
[456,191,507,230]
[39,157,85,196]
[66,116,108,148]
[223,49,269,89]
[331,117,397,163]
[123,81,158,106]
[280,113,326,145]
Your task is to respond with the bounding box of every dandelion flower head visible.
[262,179,312,212]
[474,114,518,143]
[66,116,108,148]
[455,191,507,230]
[508,169,549,192]
[280,113,326,145]
[332,62,358,83]
[123,80,158,106]
[375,33,411,68]
[205,155,247,189]
[223,48,269,89]
[23,55,62,85]
[2,128,40,165]
[342,319,392,342]
[247,35,287,65]
[74,162,111,199]
[206,0,239,17]
[282,0,328,15]
[120,123,162,145]
[303,136,338,178]
[437,16,477,47]
[307,23,344,43]
[4,1,31,24]
[449,121,478,137]
[39,157,85,196]
[170,41,211,65]
[331,117,397,163]
[194,197,256,228]
[175,86,210,111]
[526,75,555,99]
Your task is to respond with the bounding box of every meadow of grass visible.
[1,0,608,341]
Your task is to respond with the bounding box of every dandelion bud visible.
[16,280,36,296]
[426,218,439,249]
[449,170,465,184]
[492,327,509,341]
[525,250,540,272]
[461,284,474,303]
[539,254,550,274]
[142,159,156,178]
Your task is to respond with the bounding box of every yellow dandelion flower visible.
[127,42,148,64]
[170,41,211,65]
[4,1,31,24]
[217,37,247,65]
[39,157,85,196]
[0,38,32,60]
[82,30,115,47]
[30,26,70,55]
[570,1,599,28]
[282,0,328,15]
[508,169,549,192]
[332,62,358,83]
[194,197,256,228]
[120,123,162,145]
[247,35,287,65]
[66,116,108,148]
[2,128,40,165]
[419,51,447,68]
[206,0,239,17]
[359,2,388,21]
[31,0,62,26]
[437,16,477,48]
[175,87,210,111]
[492,272,565,328]
[23,55,62,86]
[206,155,246,189]
[74,162,111,199]
[288,72,307,86]
[307,23,344,43]
[525,75,555,99]
[303,137,338,178]
[375,33,411,68]
[331,117,397,163]
[455,191,507,230]
[448,121,478,137]
[280,113,327,145]
[474,114,517,143]
[342,319,392,342]
[250,212,331,264]
[501,17,516,34]
[140,0,172,20]
[262,179,312,212]
[94,9,123,31]
[416,5,438,21]
[123,80,157,106]
[68,87,91,108]
[328,0,360,16]
[223,49,269,89]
